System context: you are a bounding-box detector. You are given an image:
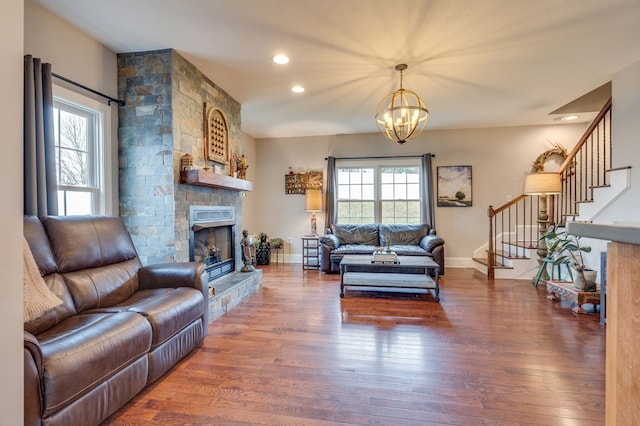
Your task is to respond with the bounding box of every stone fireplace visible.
[189,206,235,281]
[117,48,243,267]
[117,49,261,320]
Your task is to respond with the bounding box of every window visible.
[52,86,112,215]
[336,160,422,224]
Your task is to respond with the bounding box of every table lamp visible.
[524,172,562,280]
[305,189,322,236]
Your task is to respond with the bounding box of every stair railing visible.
[487,195,542,279]
[554,98,612,224]
[487,98,612,280]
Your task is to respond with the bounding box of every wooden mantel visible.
[180,169,253,192]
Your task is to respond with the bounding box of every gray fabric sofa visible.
[319,223,445,275]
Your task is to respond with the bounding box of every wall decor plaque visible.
[285,171,323,194]
[204,103,229,165]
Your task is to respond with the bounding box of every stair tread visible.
[473,257,488,266]
[498,241,537,249]
[486,249,532,259]
[473,257,513,270]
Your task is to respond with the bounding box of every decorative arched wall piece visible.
[205,103,229,165]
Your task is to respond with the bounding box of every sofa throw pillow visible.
[23,236,62,323]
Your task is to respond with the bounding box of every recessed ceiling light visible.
[561,115,579,121]
[272,54,290,65]
[291,85,305,94]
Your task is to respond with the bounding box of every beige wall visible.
[240,132,258,232]
[608,58,640,220]
[253,125,588,264]
[24,1,120,215]
[1,0,24,423]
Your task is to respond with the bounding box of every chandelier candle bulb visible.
[375,64,429,144]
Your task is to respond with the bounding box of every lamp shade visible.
[523,172,561,195]
[305,189,322,211]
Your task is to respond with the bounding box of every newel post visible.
[487,206,495,280]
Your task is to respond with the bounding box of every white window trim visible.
[336,158,422,224]
[53,85,113,215]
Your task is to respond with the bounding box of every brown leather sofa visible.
[23,215,208,426]
[319,223,445,275]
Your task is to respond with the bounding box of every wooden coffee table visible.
[339,255,440,302]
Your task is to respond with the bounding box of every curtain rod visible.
[324,154,435,160]
[52,73,125,107]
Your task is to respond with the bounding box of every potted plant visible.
[270,237,284,250]
[255,232,271,265]
[543,226,596,291]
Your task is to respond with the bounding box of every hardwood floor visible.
[104,265,605,425]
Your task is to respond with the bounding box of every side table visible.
[301,236,320,270]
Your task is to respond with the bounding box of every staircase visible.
[476,98,630,280]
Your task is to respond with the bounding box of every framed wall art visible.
[284,171,323,194]
[437,165,472,207]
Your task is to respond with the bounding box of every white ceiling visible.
[33,0,640,139]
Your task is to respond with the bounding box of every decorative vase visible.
[256,246,271,265]
[573,268,597,291]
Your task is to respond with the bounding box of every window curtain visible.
[24,55,58,216]
[421,153,435,229]
[324,156,337,230]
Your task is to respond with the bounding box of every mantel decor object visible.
[236,154,248,179]
[180,153,194,171]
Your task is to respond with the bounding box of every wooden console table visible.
[545,280,600,314]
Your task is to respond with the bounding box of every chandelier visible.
[375,64,429,144]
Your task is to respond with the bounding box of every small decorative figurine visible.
[240,229,256,272]
[180,153,194,170]
[236,154,249,180]
[229,151,237,177]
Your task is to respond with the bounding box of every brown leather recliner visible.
[23,215,208,426]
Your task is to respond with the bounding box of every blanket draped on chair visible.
[23,236,62,322]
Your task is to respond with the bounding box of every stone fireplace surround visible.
[117,48,243,266]
[117,48,261,320]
